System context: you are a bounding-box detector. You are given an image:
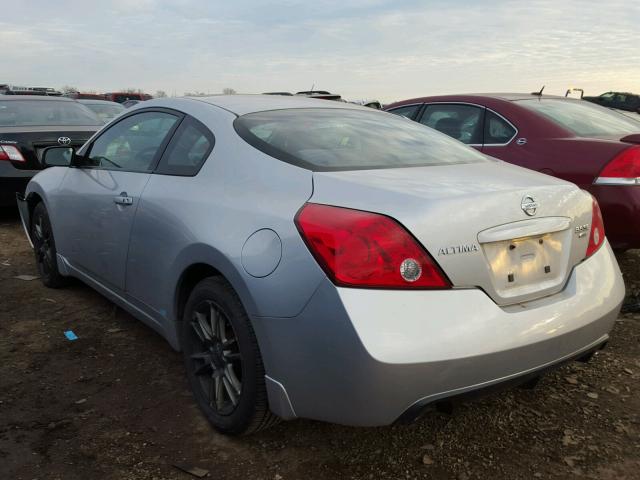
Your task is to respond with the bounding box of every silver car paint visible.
[19,95,625,426]
[311,161,594,305]
[254,241,622,425]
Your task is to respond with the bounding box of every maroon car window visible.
[387,104,421,120]
[484,111,516,145]
[419,104,483,145]
[517,99,640,137]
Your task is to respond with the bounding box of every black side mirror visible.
[41,146,74,167]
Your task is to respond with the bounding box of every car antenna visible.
[531,85,545,96]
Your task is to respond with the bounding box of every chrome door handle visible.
[113,192,133,206]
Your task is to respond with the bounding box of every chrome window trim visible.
[421,101,519,147]
[594,176,640,185]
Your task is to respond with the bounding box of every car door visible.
[55,109,182,290]
[479,109,540,167]
[124,116,215,317]
[416,103,484,148]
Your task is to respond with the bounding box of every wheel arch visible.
[169,245,258,350]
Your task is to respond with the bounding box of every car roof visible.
[386,93,574,110]
[0,95,75,102]
[77,99,123,105]
[186,94,365,116]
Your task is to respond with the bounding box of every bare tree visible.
[154,90,167,98]
[60,85,79,94]
[222,88,237,95]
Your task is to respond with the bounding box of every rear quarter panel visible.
[124,101,325,347]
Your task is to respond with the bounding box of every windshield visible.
[235,108,489,171]
[0,100,102,127]
[517,98,640,137]
[83,103,125,123]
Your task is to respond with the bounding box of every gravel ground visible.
[0,207,639,480]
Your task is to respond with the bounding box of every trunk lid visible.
[310,161,594,305]
[0,125,98,170]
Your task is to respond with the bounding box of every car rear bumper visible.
[0,162,38,207]
[0,176,32,206]
[254,241,624,426]
[588,184,640,250]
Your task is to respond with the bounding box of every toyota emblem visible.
[57,136,71,146]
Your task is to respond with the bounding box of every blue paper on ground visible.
[64,330,78,341]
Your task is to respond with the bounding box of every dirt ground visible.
[0,207,639,480]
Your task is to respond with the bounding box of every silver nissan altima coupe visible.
[17,95,625,435]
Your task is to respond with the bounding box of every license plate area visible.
[482,229,571,299]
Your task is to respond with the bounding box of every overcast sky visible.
[3,0,639,102]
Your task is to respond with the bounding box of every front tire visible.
[181,277,279,435]
[30,202,67,288]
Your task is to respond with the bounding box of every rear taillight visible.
[595,145,640,185]
[295,203,451,289]
[0,145,26,162]
[586,198,605,258]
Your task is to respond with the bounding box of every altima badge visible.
[438,244,479,256]
[521,195,538,216]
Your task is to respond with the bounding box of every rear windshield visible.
[517,98,640,137]
[234,108,489,171]
[0,100,101,127]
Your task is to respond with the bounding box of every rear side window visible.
[517,99,640,137]
[387,104,421,120]
[156,117,214,176]
[419,104,483,144]
[484,110,517,144]
[234,108,488,171]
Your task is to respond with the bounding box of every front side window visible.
[387,104,421,120]
[484,110,517,144]
[156,117,214,176]
[419,104,483,144]
[0,100,101,127]
[85,111,178,172]
[234,108,488,171]
[517,99,640,137]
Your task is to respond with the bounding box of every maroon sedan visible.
[385,94,640,250]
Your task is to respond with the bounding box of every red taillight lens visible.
[295,203,450,289]
[596,145,640,183]
[0,145,26,162]
[586,198,605,258]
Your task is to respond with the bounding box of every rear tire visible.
[181,277,279,435]
[30,202,67,288]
